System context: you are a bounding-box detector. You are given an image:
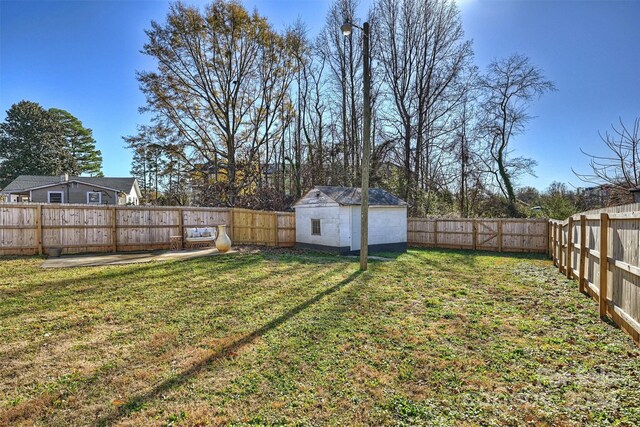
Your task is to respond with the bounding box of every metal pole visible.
[360,22,370,271]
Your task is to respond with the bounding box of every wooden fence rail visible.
[407,218,548,253]
[0,203,295,255]
[550,204,640,344]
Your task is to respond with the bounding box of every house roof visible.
[295,186,407,207]
[1,175,138,194]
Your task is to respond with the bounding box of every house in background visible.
[0,174,142,205]
[293,186,408,255]
[576,184,639,209]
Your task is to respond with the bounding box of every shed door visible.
[351,206,361,251]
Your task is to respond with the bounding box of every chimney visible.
[631,187,640,203]
[60,173,68,182]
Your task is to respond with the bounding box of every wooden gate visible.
[476,220,500,251]
[231,208,295,247]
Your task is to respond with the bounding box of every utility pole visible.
[342,20,371,271]
[360,22,371,271]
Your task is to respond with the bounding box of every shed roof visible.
[295,186,407,207]
[1,175,137,194]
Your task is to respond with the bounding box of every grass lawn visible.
[1,248,639,426]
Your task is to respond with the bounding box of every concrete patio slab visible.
[41,248,238,268]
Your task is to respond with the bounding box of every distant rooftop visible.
[297,186,407,207]
[2,175,137,194]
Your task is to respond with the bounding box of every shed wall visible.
[350,206,407,250]
[339,206,352,248]
[295,205,342,248]
[295,204,407,253]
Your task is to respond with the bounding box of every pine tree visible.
[0,101,78,188]
[49,108,103,176]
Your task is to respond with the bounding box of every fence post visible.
[553,221,558,267]
[111,206,117,253]
[550,222,554,264]
[36,204,43,255]
[251,211,258,243]
[558,222,563,273]
[547,220,552,258]
[498,220,503,252]
[566,217,573,279]
[230,208,235,242]
[557,222,561,266]
[433,220,438,248]
[553,222,558,266]
[579,215,586,294]
[472,219,477,250]
[599,213,609,318]
[273,212,278,247]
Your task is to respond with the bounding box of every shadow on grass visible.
[0,261,353,407]
[95,269,363,427]
[0,255,265,320]
[0,250,352,302]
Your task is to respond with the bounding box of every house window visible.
[48,191,63,204]
[87,192,102,204]
[311,219,321,236]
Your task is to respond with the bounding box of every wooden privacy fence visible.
[550,205,640,344]
[0,204,295,256]
[231,208,295,247]
[408,218,548,253]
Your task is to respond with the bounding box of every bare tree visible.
[376,0,420,201]
[451,70,485,217]
[479,53,555,216]
[300,45,329,186]
[138,1,294,206]
[376,0,472,213]
[317,0,362,186]
[414,0,472,214]
[249,24,298,193]
[127,0,567,216]
[574,117,640,195]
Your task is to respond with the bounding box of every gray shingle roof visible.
[1,175,136,194]
[302,186,407,206]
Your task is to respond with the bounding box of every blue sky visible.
[1,0,639,191]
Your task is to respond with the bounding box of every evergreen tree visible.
[0,101,78,188]
[49,108,103,176]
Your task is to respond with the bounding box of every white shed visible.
[293,186,408,254]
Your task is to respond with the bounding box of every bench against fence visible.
[184,226,217,249]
